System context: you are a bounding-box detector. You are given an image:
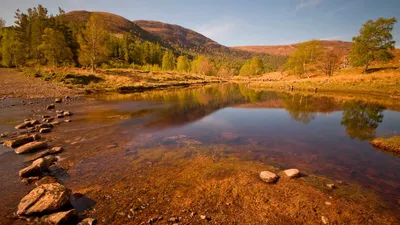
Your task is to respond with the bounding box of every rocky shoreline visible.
[1,97,96,225]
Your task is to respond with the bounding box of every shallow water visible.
[97,83,400,205]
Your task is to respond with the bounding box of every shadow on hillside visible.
[63,74,104,85]
[366,67,399,74]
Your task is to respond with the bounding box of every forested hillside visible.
[0,5,288,76]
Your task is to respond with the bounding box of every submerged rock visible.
[39,128,52,134]
[45,209,78,225]
[54,98,63,103]
[283,169,300,178]
[17,183,71,216]
[50,121,61,126]
[47,104,55,110]
[15,141,48,154]
[259,171,279,183]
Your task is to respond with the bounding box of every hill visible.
[232,40,353,56]
[64,11,162,44]
[134,20,229,54]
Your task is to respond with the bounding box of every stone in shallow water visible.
[15,141,48,154]
[283,169,300,178]
[259,171,279,183]
[17,183,71,215]
[3,134,34,148]
[39,128,52,134]
[45,209,78,225]
[78,218,96,225]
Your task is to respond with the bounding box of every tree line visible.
[284,17,397,78]
[0,5,287,76]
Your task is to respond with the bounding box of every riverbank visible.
[17,67,225,95]
[0,95,398,224]
[233,66,400,98]
[371,136,400,155]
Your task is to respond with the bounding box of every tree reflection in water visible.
[341,101,385,140]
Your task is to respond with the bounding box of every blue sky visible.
[1,0,399,47]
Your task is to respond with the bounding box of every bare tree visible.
[0,17,6,29]
[318,49,343,77]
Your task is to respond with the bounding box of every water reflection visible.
[96,83,399,208]
[341,101,385,140]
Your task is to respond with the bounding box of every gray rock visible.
[283,169,300,178]
[15,141,48,154]
[3,134,35,148]
[39,128,52,134]
[19,158,46,178]
[63,111,72,116]
[47,104,55,110]
[17,183,71,216]
[321,216,329,224]
[45,209,78,225]
[78,218,97,225]
[50,121,61,126]
[54,98,63,103]
[259,171,279,183]
[326,183,335,189]
[15,121,34,129]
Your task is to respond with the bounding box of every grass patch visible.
[370,136,400,155]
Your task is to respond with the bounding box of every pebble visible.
[39,128,52,134]
[325,201,332,205]
[283,168,300,178]
[321,216,329,224]
[46,104,55,110]
[64,120,72,123]
[326,183,335,189]
[259,171,279,183]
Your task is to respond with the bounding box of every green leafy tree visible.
[285,40,323,78]
[350,17,397,73]
[1,29,24,67]
[38,28,73,66]
[239,60,251,76]
[162,50,175,71]
[78,14,110,72]
[250,56,264,75]
[177,55,189,72]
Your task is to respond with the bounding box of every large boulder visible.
[15,141,48,154]
[45,209,78,225]
[259,171,279,183]
[3,134,37,148]
[17,183,71,216]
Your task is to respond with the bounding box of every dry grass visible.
[370,136,400,155]
[233,65,400,97]
[20,67,224,93]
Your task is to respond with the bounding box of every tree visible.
[191,55,205,73]
[285,40,323,78]
[239,60,251,76]
[177,55,189,72]
[250,56,264,75]
[38,28,73,66]
[161,50,174,71]
[0,17,5,29]
[198,57,215,76]
[78,14,110,72]
[317,49,343,77]
[350,17,397,73]
[1,29,24,67]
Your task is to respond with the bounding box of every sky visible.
[1,0,399,47]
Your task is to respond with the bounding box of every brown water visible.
[95,83,400,205]
[0,83,399,224]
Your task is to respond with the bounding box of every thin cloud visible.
[196,18,239,41]
[296,0,322,10]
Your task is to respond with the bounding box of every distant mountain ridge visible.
[231,40,353,56]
